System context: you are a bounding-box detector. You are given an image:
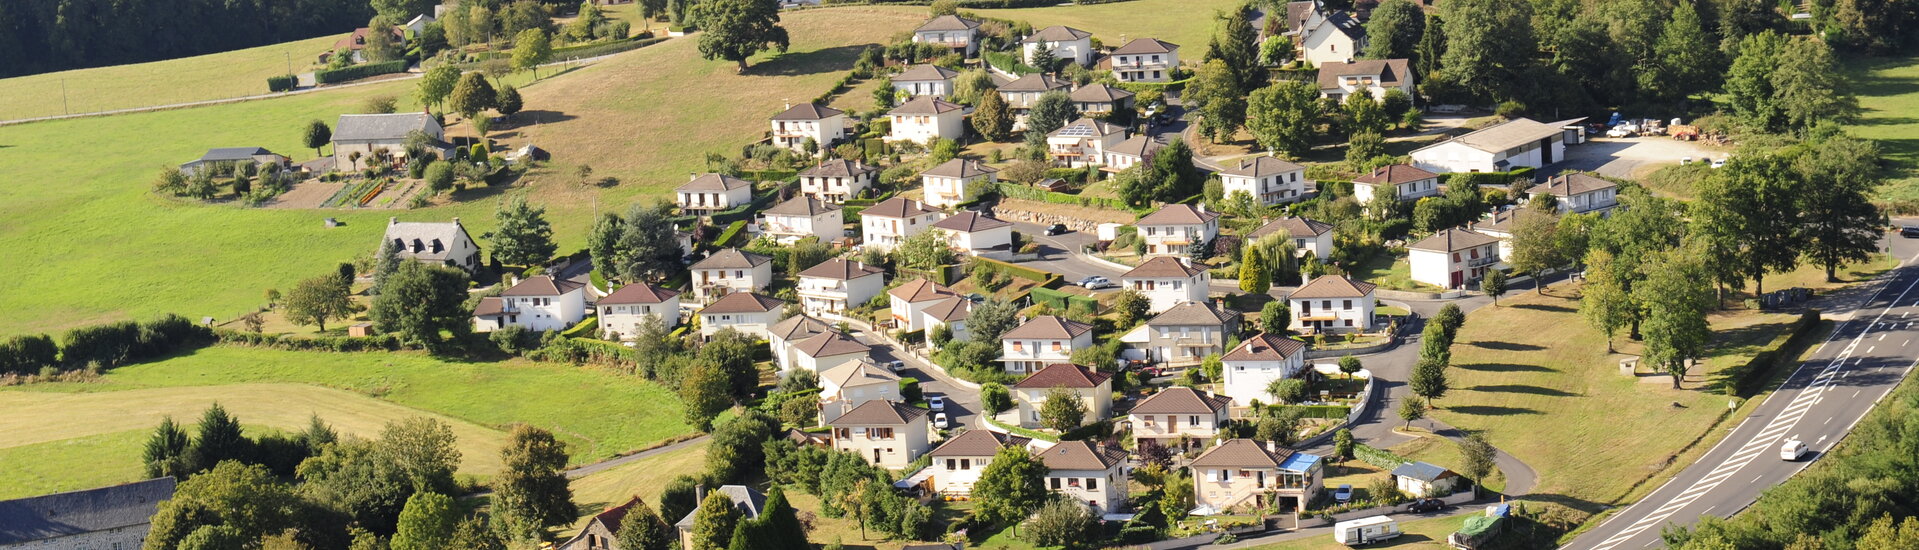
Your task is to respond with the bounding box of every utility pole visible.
[61,78,69,115]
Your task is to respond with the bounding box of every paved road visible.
[853,328,983,430]
[1568,234,1919,550]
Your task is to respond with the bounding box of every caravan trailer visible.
[1334,515,1402,545]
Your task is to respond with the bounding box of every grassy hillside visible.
[1846,55,1919,208]
[962,0,1243,56]
[0,34,342,121]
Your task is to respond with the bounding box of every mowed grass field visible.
[1846,55,1919,207]
[0,346,692,497]
[0,34,342,121]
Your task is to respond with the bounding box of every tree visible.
[512,28,553,79]
[981,382,1013,413]
[1113,289,1150,328]
[1027,90,1075,135]
[972,447,1050,525]
[424,161,454,192]
[1239,245,1271,293]
[1637,248,1713,389]
[1362,0,1425,60]
[419,65,461,111]
[497,85,523,116]
[1026,498,1096,547]
[143,462,298,549]
[303,120,332,157]
[1482,269,1506,305]
[1458,433,1497,497]
[752,487,810,548]
[391,492,459,550]
[1797,136,1884,282]
[493,425,578,540]
[1581,249,1633,353]
[1415,14,1445,83]
[1409,358,1449,404]
[1204,6,1264,89]
[448,72,498,120]
[967,298,1020,345]
[284,274,355,332]
[1432,303,1465,339]
[1855,515,1919,550]
[615,498,673,550]
[787,237,834,277]
[929,0,959,15]
[1246,80,1321,157]
[1435,0,1537,103]
[1397,395,1427,428]
[382,417,463,495]
[364,17,402,62]
[449,516,507,550]
[1507,210,1562,294]
[1187,59,1244,142]
[1338,355,1362,379]
[681,361,733,431]
[973,88,1013,141]
[1643,0,1717,104]
[1260,300,1291,334]
[1346,131,1385,166]
[1266,377,1309,404]
[1692,155,1802,296]
[144,416,192,479]
[697,0,790,72]
[372,0,434,23]
[690,490,742,550]
[1725,31,1788,132]
[607,202,682,283]
[188,402,251,473]
[1345,92,1388,136]
[488,197,557,267]
[1039,387,1087,432]
[896,230,956,271]
[296,439,414,534]
[369,262,471,351]
[1773,38,1858,133]
[1333,428,1356,462]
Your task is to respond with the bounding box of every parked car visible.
[1334,484,1354,503]
[933,412,950,429]
[965,293,986,303]
[1901,226,1919,238]
[928,395,947,412]
[1710,157,1728,168]
[1404,498,1447,513]
[1077,276,1115,289]
[884,359,905,372]
[1044,223,1069,236]
[1136,365,1166,378]
[1780,439,1809,461]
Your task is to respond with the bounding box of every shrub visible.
[266,74,298,92]
[314,60,409,84]
[0,334,60,375]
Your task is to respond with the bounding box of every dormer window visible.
[411,238,424,253]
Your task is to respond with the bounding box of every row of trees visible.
[0,0,372,78]
[0,314,213,375]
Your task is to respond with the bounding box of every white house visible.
[689,248,774,303]
[829,400,932,468]
[1316,59,1414,102]
[912,14,982,55]
[894,64,959,97]
[931,211,1015,255]
[1220,333,1309,406]
[920,159,998,208]
[676,173,755,214]
[1037,440,1131,514]
[1129,387,1232,449]
[1047,117,1128,168]
[472,276,587,333]
[1220,155,1309,206]
[926,430,1032,496]
[860,197,944,250]
[1530,172,1619,215]
[1410,117,1586,174]
[791,329,871,376]
[760,196,844,244]
[796,259,888,317]
[1120,257,1211,314]
[332,113,453,172]
[920,297,975,347]
[799,158,878,203]
[1470,208,1523,265]
[598,283,682,340]
[770,102,847,153]
[1120,300,1242,366]
[1284,0,1365,67]
[1011,363,1114,429]
[1022,26,1094,67]
[888,96,967,144]
[997,73,1071,110]
[889,279,959,332]
[1101,136,1164,175]
[381,217,482,272]
[1109,38,1180,83]
[1288,275,1377,333]
[1247,216,1335,260]
[820,358,902,420]
[697,292,786,338]
[1351,164,1441,205]
[1191,439,1324,513]
[769,314,831,373]
[1068,83,1136,116]
[998,316,1095,373]
[1136,204,1222,257]
[1391,461,1464,498]
[1407,228,1501,290]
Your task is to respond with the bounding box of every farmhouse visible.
[1288,275,1378,333]
[798,158,878,203]
[932,211,1015,255]
[1038,440,1131,514]
[1022,25,1094,67]
[1108,38,1180,83]
[178,147,288,176]
[676,172,755,214]
[1121,301,1241,366]
[796,259,887,317]
[689,248,774,303]
[1248,216,1335,259]
[926,430,1033,496]
[887,96,967,144]
[999,316,1095,373]
[1407,228,1501,290]
[1351,163,1441,205]
[0,477,176,550]
[597,282,682,340]
[828,400,932,468]
[697,292,786,338]
[1530,172,1619,215]
[471,276,587,333]
[770,102,847,153]
[860,197,944,250]
[920,158,998,208]
[332,113,452,172]
[1120,256,1211,313]
[894,64,959,97]
[1136,203,1222,257]
[380,217,481,272]
[558,496,644,550]
[1047,117,1129,168]
[1410,117,1585,174]
[1129,386,1233,449]
[1219,155,1309,206]
[1220,333,1309,406]
[913,14,982,55]
[1012,363,1114,429]
[759,196,844,244]
[1316,59,1414,102]
[1191,439,1325,514]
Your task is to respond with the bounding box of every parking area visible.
[1550,136,1730,179]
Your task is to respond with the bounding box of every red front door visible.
[1450,270,1464,289]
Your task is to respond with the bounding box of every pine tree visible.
[144,416,192,479]
[1239,245,1270,293]
[972,89,1013,141]
[689,490,742,550]
[188,403,251,472]
[372,239,402,295]
[615,498,673,550]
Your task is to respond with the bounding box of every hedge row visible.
[984,51,1039,76]
[813,71,861,105]
[1354,443,1410,469]
[991,181,1143,213]
[971,256,1054,282]
[215,330,407,352]
[524,336,639,368]
[2,315,215,374]
[715,220,749,247]
[817,0,1111,7]
[1445,167,1536,188]
[314,60,408,85]
[552,36,668,60]
[1114,77,1193,93]
[1030,286,1098,313]
[266,74,297,92]
[1272,404,1351,419]
[560,317,600,338]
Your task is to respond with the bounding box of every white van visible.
[1780,439,1809,461]
[1334,515,1403,546]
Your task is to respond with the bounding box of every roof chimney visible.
[1267,440,1279,452]
[389,217,398,225]
[783,100,792,110]
[451,217,459,224]
[690,172,699,181]
[695,485,707,508]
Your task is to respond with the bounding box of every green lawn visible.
[562,439,711,537]
[0,34,344,121]
[960,0,1245,58]
[1347,253,1441,292]
[1846,55,1919,208]
[0,346,692,497]
[1243,514,1471,549]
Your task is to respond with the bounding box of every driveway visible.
[852,329,982,430]
[1549,136,1727,179]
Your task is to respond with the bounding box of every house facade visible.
[931,211,1014,255]
[672,486,765,550]
[332,113,453,172]
[1101,136,1164,174]
[1248,216,1336,260]
[598,283,682,340]
[1407,228,1500,290]
[1220,333,1309,406]
[889,279,959,332]
[381,217,482,272]
[920,159,998,208]
[829,400,933,468]
[1351,164,1441,205]
[1288,275,1377,333]
[1530,172,1619,215]
[796,259,887,317]
[0,477,176,550]
[770,103,847,153]
[997,73,1071,110]
[888,96,967,144]
[1286,1,1365,67]
[920,297,975,348]
[689,248,775,303]
[1119,257,1211,313]
[798,159,878,203]
[913,15,982,55]
[558,496,644,550]
[179,147,288,177]
[998,316,1095,373]
[696,292,786,338]
[1136,204,1222,256]
[1068,83,1136,116]
[1129,387,1232,449]
[769,314,831,373]
[1011,363,1114,429]
[791,329,871,376]
[1121,301,1241,366]
[1109,38,1180,82]
[926,430,1032,496]
[1410,117,1583,174]
[1391,461,1464,497]
[820,359,901,410]
[759,196,844,244]
[1220,155,1309,206]
[1047,117,1128,168]
[675,173,755,214]
[1038,441,1131,514]
[860,197,944,250]
[1022,26,1094,67]
[473,276,587,333]
[1316,59,1414,102]
[1191,439,1325,513]
[894,64,959,97]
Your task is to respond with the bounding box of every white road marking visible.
[1825,416,1834,425]
[1879,334,1886,341]
[1855,390,1863,398]
[1754,475,1765,483]
[1868,346,1876,354]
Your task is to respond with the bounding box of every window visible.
[1343,300,1353,309]
[1050,341,1062,352]
[1189,415,1201,426]
[1471,248,1480,259]
[1050,478,1062,489]
[1345,319,1354,326]
[1172,281,1183,290]
[1087,478,1099,490]
[1013,341,1024,351]
[1322,300,1332,309]
[946,459,957,470]
[1453,252,1461,262]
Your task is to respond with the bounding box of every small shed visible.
[1391,460,1462,497]
[347,323,373,337]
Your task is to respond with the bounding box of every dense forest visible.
[0,0,376,78]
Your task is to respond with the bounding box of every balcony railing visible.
[1467,256,1498,268]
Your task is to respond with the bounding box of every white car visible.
[933,412,950,429]
[1780,439,1809,461]
[884,360,904,372]
[927,395,946,411]
[1334,484,1354,502]
[1711,157,1728,169]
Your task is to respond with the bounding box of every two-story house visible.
[926,430,1032,496]
[1315,59,1414,102]
[598,282,682,340]
[1248,216,1335,260]
[759,196,844,244]
[1284,0,1365,67]
[1038,440,1131,514]
[889,279,959,332]
[689,248,775,304]
[473,276,586,332]
[1350,163,1440,205]
[860,197,944,250]
[1220,333,1308,406]
[1409,117,1583,174]
[912,14,981,55]
[1220,155,1309,206]
[1047,117,1129,168]
[931,211,1014,255]
[1011,363,1114,429]
[1407,228,1500,290]
[1120,301,1241,366]
[1129,387,1232,450]
[920,159,998,208]
[997,73,1071,111]
[769,314,830,373]
[1109,38,1180,82]
[998,316,1095,373]
[696,292,786,338]
[894,64,959,97]
[770,102,847,153]
[920,297,975,348]
[829,400,932,468]
[793,329,871,376]
[1068,83,1136,116]
[1100,135,1165,175]
[675,173,755,214]
[1136,203,1221,256]
[1530,172,1618,215]
[821,358,901,408]
[796,259,887,317]
[1119,257,1211,314]
[798,159,878,203]
[1022,26,1094,67]
[887,96,967,145]
[381,217,482,272]
[1469,208,1524,267]
[1289,275,1377,333]
[1190,439,1325,514]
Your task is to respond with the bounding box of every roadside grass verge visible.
[0,34,342,121]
